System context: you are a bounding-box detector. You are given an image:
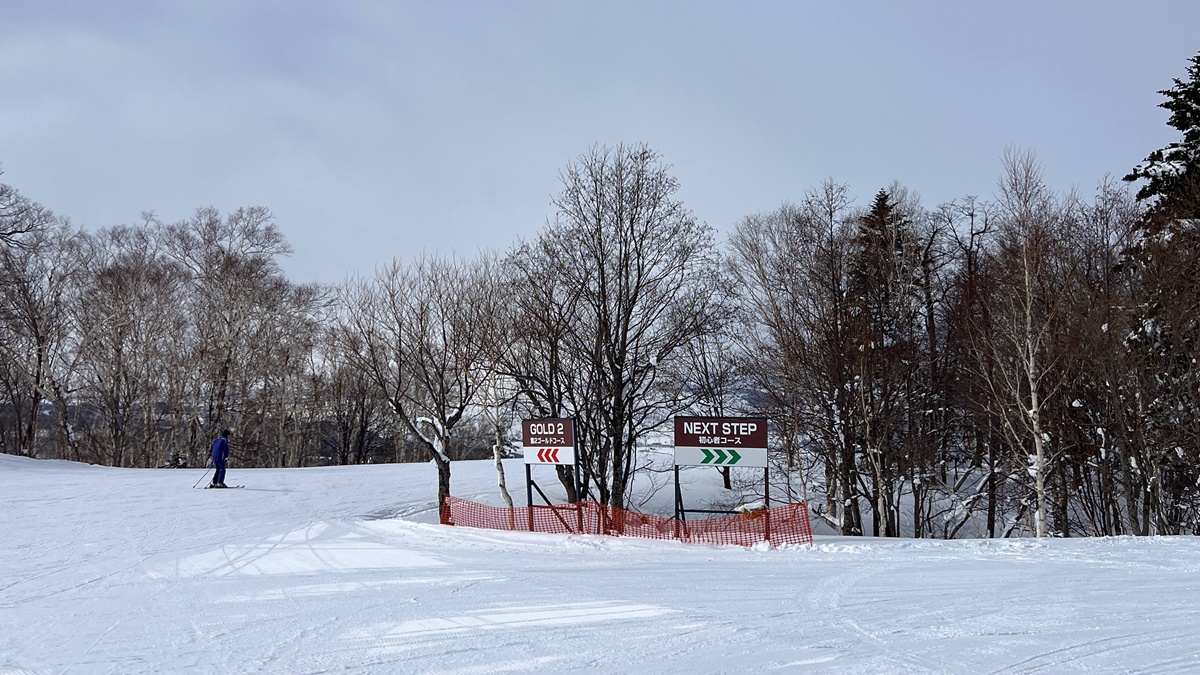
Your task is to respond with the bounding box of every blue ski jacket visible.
[211,436,229,465]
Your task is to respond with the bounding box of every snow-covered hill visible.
[3,454,1199,673]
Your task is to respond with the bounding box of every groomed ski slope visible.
[3,453,1199,674]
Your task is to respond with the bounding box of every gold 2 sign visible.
[522,418,576,465]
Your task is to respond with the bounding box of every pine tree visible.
[847,189,920,536]
[1124,51,1200,214]
[851,191,918,341]
[1122,50,1200,533]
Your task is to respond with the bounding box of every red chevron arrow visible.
[536,448,560,462]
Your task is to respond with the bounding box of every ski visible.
[204,485,244,489]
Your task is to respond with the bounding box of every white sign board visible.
[523,446,576,465]
[673,446,768,468]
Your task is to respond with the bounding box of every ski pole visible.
[192,467,213,489]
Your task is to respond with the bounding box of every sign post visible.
[672,416,771,541]
[521,418,581,532]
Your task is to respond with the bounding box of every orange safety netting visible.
[440,496,813,547]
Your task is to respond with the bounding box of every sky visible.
[1,1,1198,284]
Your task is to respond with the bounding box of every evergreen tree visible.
[850,190,913,343]
[1124,51,1200,215]
[1122,50,1200,533]
[847,189,921,536]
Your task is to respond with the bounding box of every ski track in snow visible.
[3,454,1200,674]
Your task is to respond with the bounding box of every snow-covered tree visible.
[1125,51,1200,208]
[1121,50,1200,533]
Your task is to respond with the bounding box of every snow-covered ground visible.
[3,454,1200,674]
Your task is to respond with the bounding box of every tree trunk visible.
[494,437,514,509]
[435,455,451,505]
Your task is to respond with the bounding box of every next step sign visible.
[673,416,768,468]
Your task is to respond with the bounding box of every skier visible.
[210,428,231,488]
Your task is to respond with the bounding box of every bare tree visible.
[496,237,592,501]
[240,281,327,467]
[0,218,83,458]
[164,206,293,463]
[318,329,390,466]
[339,256,493,502]
[0,179,60,456]
[971,149,1074,538]
[934,196,1007,538]
[72,221,187,466]
[677,326,744,491]
[728,182,865,534]
[1043,178,1142,535]
[538,144,725,510]
[0,170,49,248]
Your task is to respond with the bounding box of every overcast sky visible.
[2,1,1197,283]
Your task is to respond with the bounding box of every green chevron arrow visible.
[676,447,766,467]
[694,448,746,465]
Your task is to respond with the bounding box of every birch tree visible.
[73,222,187,466]
[164,206,293,463]
[974,149,1072,537]
[0,219,82,458]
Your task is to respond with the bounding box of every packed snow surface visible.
[3,454,1200,674]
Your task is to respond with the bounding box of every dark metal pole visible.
[573,418,584,534]
[674,465,682,521]
[764,466,771,544]
[674,464,684,540]
[526,463,534,532]
[572,418,582,502]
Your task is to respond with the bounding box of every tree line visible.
[3,52,1198,537]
